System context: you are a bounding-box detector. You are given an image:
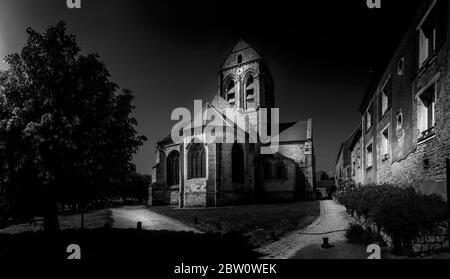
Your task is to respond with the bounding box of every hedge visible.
[335,183,448,250]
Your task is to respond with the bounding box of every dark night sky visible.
[0,0,423,175]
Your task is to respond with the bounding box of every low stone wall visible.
[170,190,179,205]
[184,192,206,207]
[351,212,449,256]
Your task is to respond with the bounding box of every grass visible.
[151,200,320,247]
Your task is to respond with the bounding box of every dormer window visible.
[237,54,243,64]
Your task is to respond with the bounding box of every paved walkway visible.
[111,206,201,233]
[257,199,369,259]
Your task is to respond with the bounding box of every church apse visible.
[151,39,316,207]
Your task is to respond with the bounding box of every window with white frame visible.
[418,3,438,68]
[417,84,436,140]
[357,149,361,169]
[366,143,373,169]
[352,154,356,177]
[380,77,392,118]
[365,105,373,131]
[381,127,389,160]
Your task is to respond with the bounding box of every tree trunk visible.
[43,195,60,232]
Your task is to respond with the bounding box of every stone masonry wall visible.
[352,212,449,256]
[360,0,450,198]
[278,141,315,196]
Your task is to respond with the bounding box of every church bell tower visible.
[218,39,275,112]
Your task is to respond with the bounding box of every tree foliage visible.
[0,22,146,229]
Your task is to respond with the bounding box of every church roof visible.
[156,98,253,147]
[158,116,312,146]
[231,39,259,54]
[157,133,174,146]
[278,121,309,142]
[220,39,263,70]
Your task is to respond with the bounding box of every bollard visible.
[137,221,142,230]
[321,237,334,249]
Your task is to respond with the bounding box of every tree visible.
[117,172,151,204]
[0,22,146,231]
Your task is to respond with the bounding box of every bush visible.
[0,195,11,222]
[346,223,369,244]
[335,183,448,252]
[373,188,448,248]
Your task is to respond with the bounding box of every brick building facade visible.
[348,0,449,198]
[151,40,316,207]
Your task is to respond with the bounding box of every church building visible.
[151,40,316,207]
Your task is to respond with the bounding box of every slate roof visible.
[231,39,262,54]
[278,121,309,142]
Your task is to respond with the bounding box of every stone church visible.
[150,40,316,207]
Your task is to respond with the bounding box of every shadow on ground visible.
[0,228,262,260]
[291,240,450,259]
[291,240,368,259]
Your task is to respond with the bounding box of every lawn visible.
[150,201,320,247]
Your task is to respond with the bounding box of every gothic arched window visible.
[166,151,180,186]
[225,79,236,105]
[232,143,245,183]
[188,143,206,179]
